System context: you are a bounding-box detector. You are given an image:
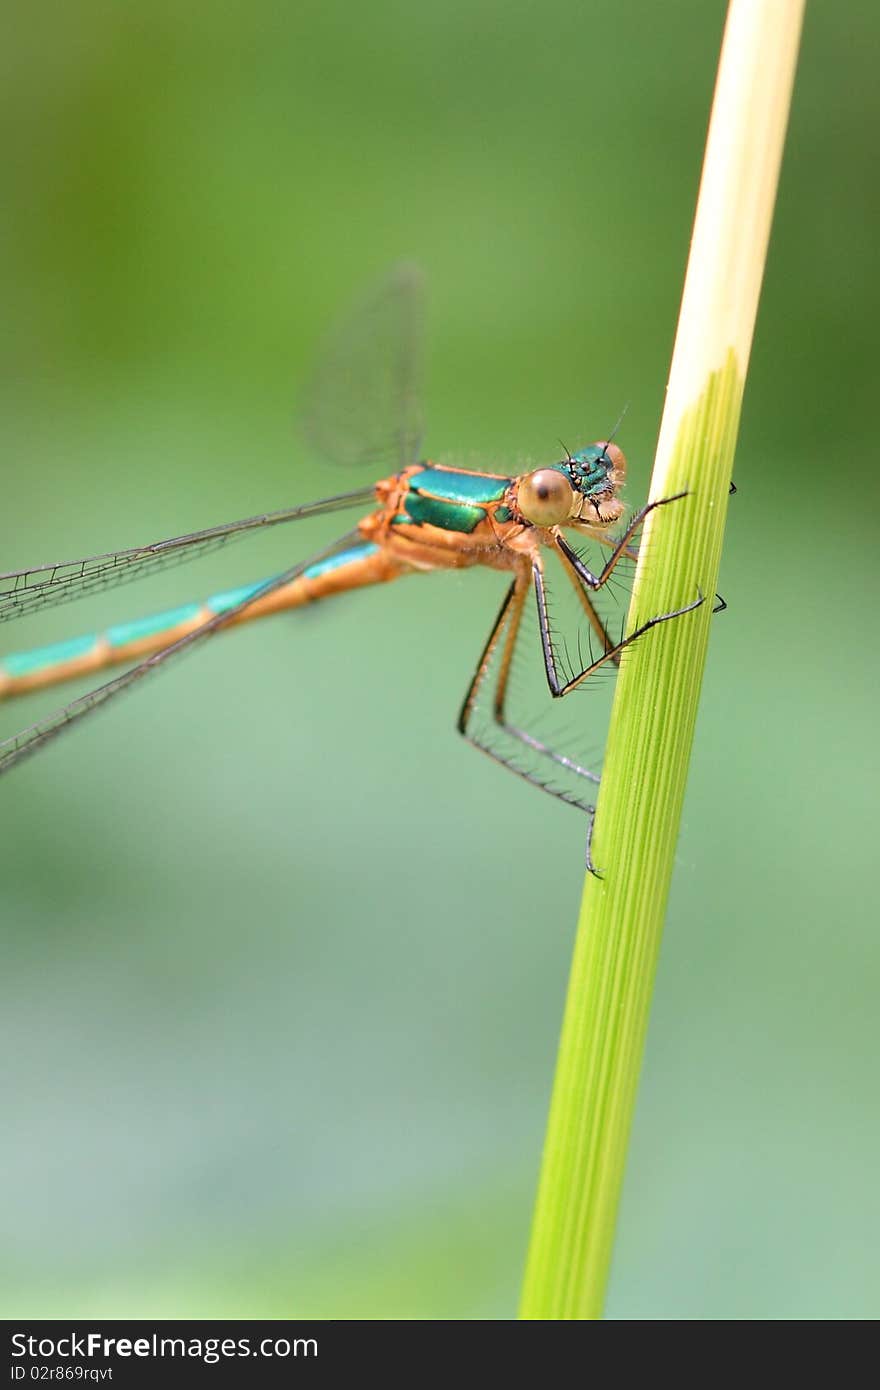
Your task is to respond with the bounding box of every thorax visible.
[359,462,537,571]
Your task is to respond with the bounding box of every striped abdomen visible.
[0,541,403,700]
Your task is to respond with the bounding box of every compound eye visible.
[518,468,575,526]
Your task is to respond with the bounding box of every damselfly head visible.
[513,442,626,531]
[566,442,626,529]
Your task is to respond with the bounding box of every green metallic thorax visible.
[396,465,513,535]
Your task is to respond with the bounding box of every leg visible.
[458,552,702,876]
[457,571,604,870]
[533,556,703,699]
[553,537,627,669]
[592,531,640,565]
[555,490,689,592]
[457,573,528,743]
[458,568,600,786]
[560,507,726,623]
[583,483,733,582]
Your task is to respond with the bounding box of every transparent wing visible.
[0,488,375,625]
[302,262,424,471]
[0,530,362,777]
[2,265,424,625]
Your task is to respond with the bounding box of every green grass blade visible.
[520,0,805,1320]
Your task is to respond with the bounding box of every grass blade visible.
[520,0,806,1320]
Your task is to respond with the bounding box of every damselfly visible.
[0,268,703,868]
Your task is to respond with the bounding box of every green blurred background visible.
[1,1,877,1319]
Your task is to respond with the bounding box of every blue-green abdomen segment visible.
[106,604,203,647]
[2,632,98,679]
[208,542,380,610]
[303,541,379,580]
[0,542,383,684]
